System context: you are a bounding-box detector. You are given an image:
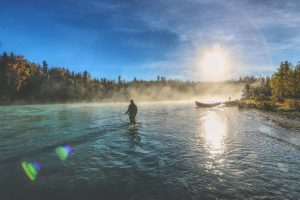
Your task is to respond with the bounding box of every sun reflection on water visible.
[200,111,227,155]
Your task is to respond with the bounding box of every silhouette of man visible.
[125,99,138,124]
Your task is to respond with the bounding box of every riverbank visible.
[256,110,300,132]
[224,99,300,132]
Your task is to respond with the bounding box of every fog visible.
[98,82,245,103]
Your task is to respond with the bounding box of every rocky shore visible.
[224,100,300,132]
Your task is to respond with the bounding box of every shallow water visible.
[0,102,300,200]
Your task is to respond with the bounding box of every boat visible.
[195,101,221,108]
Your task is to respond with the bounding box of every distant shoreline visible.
[0,99,198,106]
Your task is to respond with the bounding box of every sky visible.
[0,0,300,80]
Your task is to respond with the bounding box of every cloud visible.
[1,0,299,80]
[139,0,300,79]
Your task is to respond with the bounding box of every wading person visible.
[125,99,138,124]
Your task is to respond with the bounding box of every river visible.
[0,102,300,199]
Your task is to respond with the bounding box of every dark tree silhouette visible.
[0,52,269,104]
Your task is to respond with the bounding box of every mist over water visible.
[101,83,244,102]
[0,102,300,199]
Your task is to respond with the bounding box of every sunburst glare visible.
[198,44,232,81]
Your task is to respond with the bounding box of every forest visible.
[0,52,256,104]
[242,61,300,100]
[2,52,299,105]
[239,61,300,111]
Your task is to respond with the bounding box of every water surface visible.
[0,102,300,199]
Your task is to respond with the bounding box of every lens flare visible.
[21,161,40,181]
[55,146,72,161]
[33,161,41,171]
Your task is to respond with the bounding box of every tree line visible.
[0,52,257,104]
[242,61,300,101]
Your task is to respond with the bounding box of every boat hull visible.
[195,101,221,108]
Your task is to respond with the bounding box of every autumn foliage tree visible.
[269,61,300,100]
[242,61,300,101]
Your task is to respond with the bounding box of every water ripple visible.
[0,103,300,199]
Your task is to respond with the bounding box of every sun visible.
[198,44,230,80]
[202,51,225,76]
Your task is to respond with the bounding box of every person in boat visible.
[125,99,138,124]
